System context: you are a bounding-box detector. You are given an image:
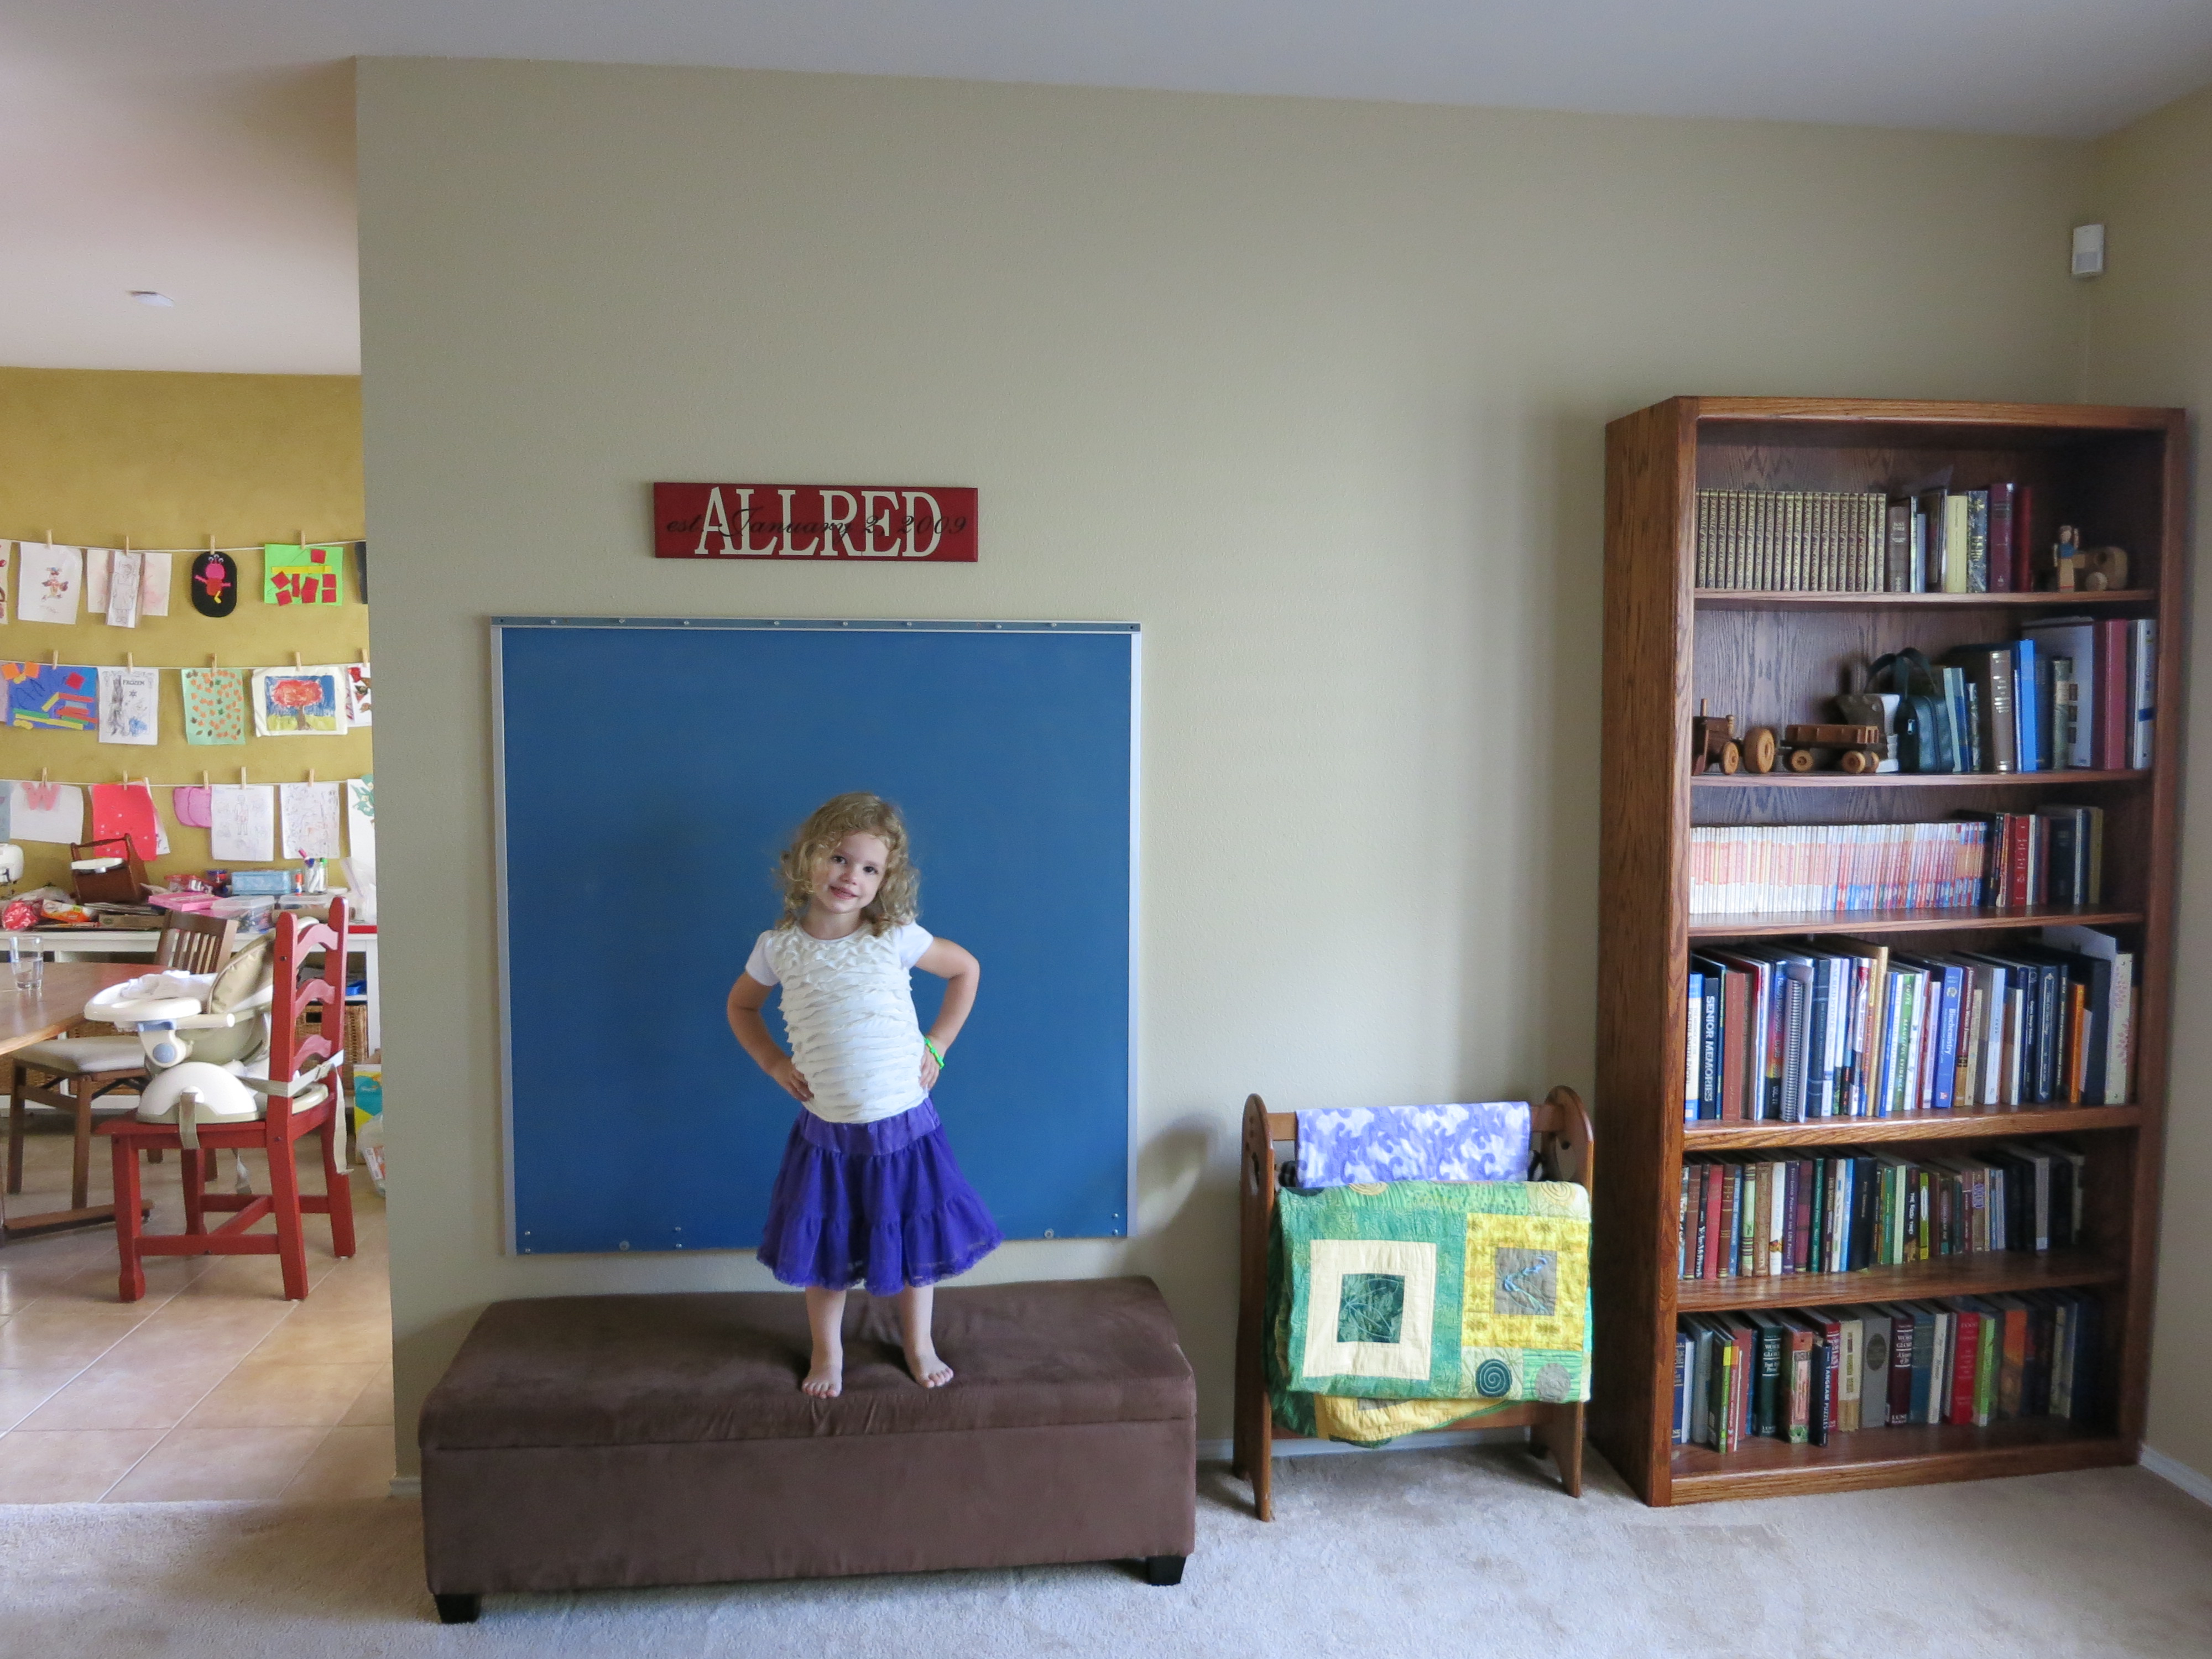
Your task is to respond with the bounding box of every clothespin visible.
[307,768,316,785]
[200,771,209,787]
[39,768,49,785]
[293,651,302,669]
[124,651,134,671]
[45,648,57,668]
[208,653,219,670]
[239,768,249,786]
[357,648,367,665]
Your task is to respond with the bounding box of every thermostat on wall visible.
[2072,223,2105,278]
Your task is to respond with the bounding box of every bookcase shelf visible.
[1668,1420,2130,1504]
[1686,903,2142,939]
[1598,397,2184,1507]
[1673,1247,2119,1316]
[1681,1103,2145,1151]
[1692,768,2147,790]
[1695,588,2156,612]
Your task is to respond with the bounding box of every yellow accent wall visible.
[0,367,367,891]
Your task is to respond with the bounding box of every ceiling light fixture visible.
[130,290,175,307]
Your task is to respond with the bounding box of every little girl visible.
[727,791,1001,1397]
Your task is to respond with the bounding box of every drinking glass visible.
[9,935,42,994]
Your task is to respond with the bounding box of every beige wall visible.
[358,57,2101,1466]
[2086,84,2212,1485]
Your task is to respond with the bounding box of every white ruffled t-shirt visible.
[743,922,933,1125]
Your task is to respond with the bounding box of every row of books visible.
[1861,622,2155,774]
[1686,815,2105,917]
[1676,1141,2084,1281]
[1694,484,2040,594]
[1683,926,2135,1121]
[1673,1292,2101,1450]
[1694,490,1886,592]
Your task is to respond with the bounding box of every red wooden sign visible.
[654,483,978,562]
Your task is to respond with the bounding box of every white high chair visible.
[5,911,238,1228]
[83,941,278,1151]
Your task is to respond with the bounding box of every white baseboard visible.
[1196,1425,1530,1463]
[2140,1444,2212,1508]
[389,1475,422,1499]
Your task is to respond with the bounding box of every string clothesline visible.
[5,539,361,556]
[11,770,356,790]
[5,654,368,672]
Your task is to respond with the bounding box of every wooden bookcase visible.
[1594,398,2187,1505]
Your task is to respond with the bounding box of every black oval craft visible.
[190,551,238,617]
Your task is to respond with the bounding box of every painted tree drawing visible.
[251,667,346,736]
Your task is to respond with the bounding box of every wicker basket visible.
[293,1003,369,1066]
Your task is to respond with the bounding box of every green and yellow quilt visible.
[1267,1178,1591,1446]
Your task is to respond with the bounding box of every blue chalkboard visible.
[492,619,1136,1255]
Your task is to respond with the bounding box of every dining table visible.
[1,961,149,1241]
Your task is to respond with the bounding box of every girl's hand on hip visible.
[919,1049,941,1091]
[769,1056,812,1103]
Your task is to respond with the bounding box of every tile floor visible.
[0,1108,393,1502]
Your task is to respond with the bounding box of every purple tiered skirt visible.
[756,1098,1003,1296]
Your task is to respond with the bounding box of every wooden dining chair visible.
[100,902,355,1301]
[5,911,241,1223]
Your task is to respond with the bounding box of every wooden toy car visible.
[1781,723,1884,774]
[1692,706,1739,775]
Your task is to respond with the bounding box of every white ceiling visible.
[7,1,2212,375]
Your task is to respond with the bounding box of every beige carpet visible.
[3,1451,2208,1657]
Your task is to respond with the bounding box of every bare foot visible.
[905,1346,954,1388]
[802,1353,843,1397]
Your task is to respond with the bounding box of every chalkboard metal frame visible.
[488,616,1141,1255]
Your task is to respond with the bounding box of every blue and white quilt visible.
[1292,1102,1530,1189]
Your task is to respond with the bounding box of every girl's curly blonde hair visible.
[774,792,919,935]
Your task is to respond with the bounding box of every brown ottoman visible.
[418,1276,1197,1623]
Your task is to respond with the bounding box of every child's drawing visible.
[209,785,275,862]
[263,542,347,606]
[172,784,214,830]
[104,551,143,627]
[182,667,249,745]
[16,543,81,625]
[97,665,160,745]
[1,542,12,624]
[90,781,163,861]
[3,661,97,731]
[345,774,375,862]
[191,551,238,617]
[4,781,85,844]
[344,661,372,726]
[251,667,346,737]
[139,553,171,618]
[280,781,342,858]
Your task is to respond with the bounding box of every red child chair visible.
[99,901,357,1301]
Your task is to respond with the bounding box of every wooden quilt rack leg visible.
[1535,1402,1585,1496]
[1233,1093,1276,1520]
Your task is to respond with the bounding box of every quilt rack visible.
[1232,1084,1595,1520]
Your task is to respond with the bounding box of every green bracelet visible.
[924,1037,947,1070]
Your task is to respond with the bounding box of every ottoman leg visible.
[1142,1554,1186,1587]
[434,1593,481,1624]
